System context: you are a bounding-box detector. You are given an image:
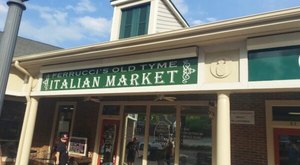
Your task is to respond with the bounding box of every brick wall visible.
[230,92,300,165]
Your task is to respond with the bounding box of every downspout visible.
[13,60,33,165]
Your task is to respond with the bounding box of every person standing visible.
[126,137,139,165]
[165,140,173,165]
[55,134,69,165]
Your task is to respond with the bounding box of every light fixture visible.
[288,112,300,115]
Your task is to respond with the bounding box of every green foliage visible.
[185,116,211,135]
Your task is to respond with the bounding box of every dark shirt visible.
[126,141,138,162]
[56,141,69,165]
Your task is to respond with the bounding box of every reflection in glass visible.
[279,135,300,165]
[56,105,75,138]
[99,121,119,164]
[122,106,146,165]
[148,106,176,165]
[0,101,25,160]
[102,105,120,115]
[180,106,212,165]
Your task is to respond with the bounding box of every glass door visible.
[98,119,120,165]
[148,105,176,165]
[274,128,300,165]
[121,105,146,165]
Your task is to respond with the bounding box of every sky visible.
[0,0,300,48]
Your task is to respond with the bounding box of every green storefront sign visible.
[248,45,300,81]
[41,57,198,91]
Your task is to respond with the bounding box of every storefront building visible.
[3,0,300,165]
[0,32,61,164]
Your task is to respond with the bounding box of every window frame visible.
[49,102,77,156]
[119,3,150,39]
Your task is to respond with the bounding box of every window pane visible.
[273,106,300,121]
[148,106,176,165]
[137,5,149,35]
[122,106,146,165]
[56,105,75,138]
[248,46,300,81]
[0,101,25,160]
[124,10,133,38]
[102,105,120,115]
[180,106,212,165]
[119,3,150,39]
[278,135,300,165]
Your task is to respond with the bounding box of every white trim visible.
[110,7,120,41]
[163,0,188,27]
[148,0,159,34]
[33,79,300,97]
[111,0,149,6]
[247,32,300,51]
[198,48,205,85]
[248,80,300,89]
[5,90,26,97]
[239,42,248,84]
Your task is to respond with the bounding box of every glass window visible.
[122,106,146,165]
[0,101,25,139]
[274,129,300,165]
[99,120,120,165]
[248,45,300,81]
[180,106,212,165]
[119,3,150,39]
[55,104,75,138]
[0,101,25,160]
[273,106,300,121]
[148,106,176,165]
[278,135,300,165]
[102,105,120,115]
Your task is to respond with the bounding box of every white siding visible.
[156,0,184,33]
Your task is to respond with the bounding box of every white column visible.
[216,93,231,165]
[19,97,39,165]
[15,97,32,164]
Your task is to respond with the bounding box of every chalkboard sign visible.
[68,137,87,156]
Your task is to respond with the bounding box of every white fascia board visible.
[163,0,189,27]
[31,79,300,97]
[111,0,136,6]
[248,80,300,90]
[247,32,300,50]
[5,90,26,97]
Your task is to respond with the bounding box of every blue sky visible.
[1,0,300,48]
